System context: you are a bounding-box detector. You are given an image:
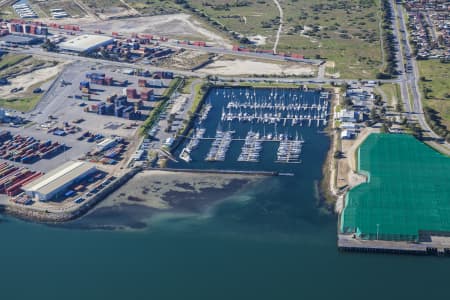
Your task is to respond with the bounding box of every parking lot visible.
[26,62,171,135]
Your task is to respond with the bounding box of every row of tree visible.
[424,107,450,143]
[377,0,398,79]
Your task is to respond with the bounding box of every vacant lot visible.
[83,13,231,47]
[0,54,62,112]
[127,0,181,15]
[0,6,18,19]
[379,82,401,107]
[186,0,383,78]
[418,60,450,129]
[81,0,126,12]
[71,0,382,77]
[156,50,213,70]
[30,0,86,18]
[0,54,31,72]
[198,56,316,76]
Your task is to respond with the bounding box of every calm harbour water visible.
[1,88,449,299]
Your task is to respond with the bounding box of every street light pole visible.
[377,224,380,240]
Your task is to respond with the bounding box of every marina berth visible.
[178,87,330,165]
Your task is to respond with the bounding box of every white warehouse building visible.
[22,161,97,201]
[58,34,114,53]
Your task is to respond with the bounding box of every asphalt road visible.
[8,46,401,85]
[393,0,449,151]
[390,0,412,113]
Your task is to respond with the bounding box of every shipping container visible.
[80,81,90,89]
[138,79,147,87]
[126,88,138,99]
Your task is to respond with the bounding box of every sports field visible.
[340,134,450,241]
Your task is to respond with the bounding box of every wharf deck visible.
[338,234,427,254]
[338,234,450,256]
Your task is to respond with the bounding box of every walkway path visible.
[272,0,283,54]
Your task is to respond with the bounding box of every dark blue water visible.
[172,87,328,172]
[0,88,449,299]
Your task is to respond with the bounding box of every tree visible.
[333,150,342,159]
[410,123,422,140]
[380,123,389,133]
[400,117,407,125]
[342,97,353,107]
[395,102,403,112]
[369,107,378,122]
[239,37,251,44]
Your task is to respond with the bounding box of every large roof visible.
[59,34,113,52]
[0,34,41,44]
[23,161,96,195]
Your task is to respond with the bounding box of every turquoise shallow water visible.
[1,88,449,299]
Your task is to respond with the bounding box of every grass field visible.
[127,0,182,15]
[417,60,450,129]
[0,94,41,112]
[0,55,56,79]
[0,54,59,112]
[0,80,46,112]
[186,0,382,78]
[0,6,19,19]
[81,0,126,12]
[379,82,401,107]
[0,54,32,73]
[180,78,195,94]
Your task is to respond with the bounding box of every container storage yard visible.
[84,137,128,165]
[0,60,166,211]
[0,162,42,198]
[0,131,67,164]
[71,69,173,123]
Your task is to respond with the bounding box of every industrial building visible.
[59,34,114,53]
[0,34,43,46]
[22,161,97,201]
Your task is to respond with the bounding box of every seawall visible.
[3,168,141,223]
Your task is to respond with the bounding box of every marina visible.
[238,131,262,163]
[199,103,212,123]
[205,129,234,162]
[173,87,330,170]
[221,92,328,127]
[179,127,205,163]
[276,134,303,163]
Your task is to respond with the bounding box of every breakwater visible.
[146,167,285,176]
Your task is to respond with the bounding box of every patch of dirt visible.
[82,14,232,48]
[199,58,316,76]
[248,35,267,46]
[0,63,66,99]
